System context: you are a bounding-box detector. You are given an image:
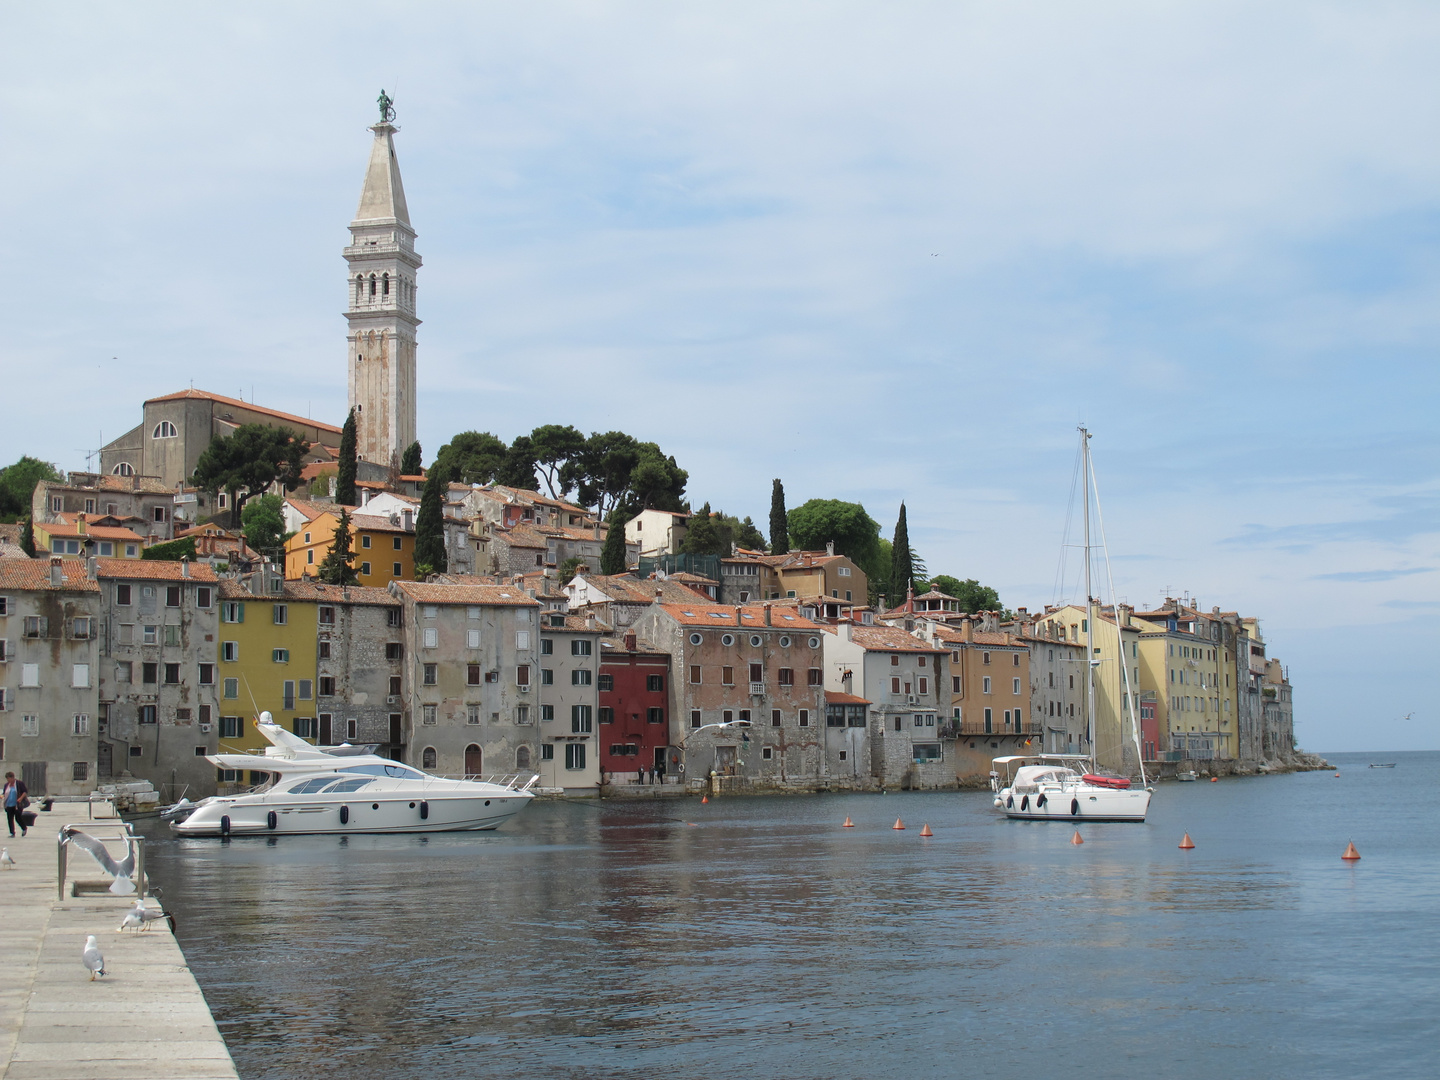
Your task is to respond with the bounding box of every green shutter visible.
[237,602,245,623]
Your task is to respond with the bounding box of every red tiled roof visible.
[38,522,146,543]
[845,625,947,654]
[655,603,823,630]
[579,575,714,606]
[0,557,100,592]
[393,581,541,606]
[825,690,871,705]
[145,388,342,436]
[95,558,219,583]
[599,634,668,657]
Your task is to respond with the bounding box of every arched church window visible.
[355,275,364,301]
[112,462,135,477]
[382,273,389,296]
[369,274,377,297]
[422,746,437,770]
[152,421,177,439]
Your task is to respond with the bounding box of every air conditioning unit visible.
[387,695,399,704]
[518,684,530,692]
[907,694,919,705]
[199,722,212,733]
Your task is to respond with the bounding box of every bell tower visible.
[345,90,421,469]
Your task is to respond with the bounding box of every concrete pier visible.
[0,806,237,1080]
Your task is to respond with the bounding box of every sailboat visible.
[991,428,1154,823]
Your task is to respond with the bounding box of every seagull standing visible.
[82,936,107,981]
[118,900,175,933]
[1,848,15,869]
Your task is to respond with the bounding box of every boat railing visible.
[427,772,540,791]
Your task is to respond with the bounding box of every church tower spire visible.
[345,90,420,471]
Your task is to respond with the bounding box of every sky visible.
[3,2,1438,752]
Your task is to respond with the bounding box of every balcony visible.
[749,683,765,696]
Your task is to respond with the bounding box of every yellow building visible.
[34,514,145,559]
[284,509,415,588]
[1036,602,1144,774]
[1132,601,1238,762]
[215,575,320,768]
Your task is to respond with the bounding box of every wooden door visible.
[97,742,113,779]
[465,744,483,778]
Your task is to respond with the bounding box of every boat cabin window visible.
[287,776,341,794]
[342,763,425,780]
[320,777,374,793]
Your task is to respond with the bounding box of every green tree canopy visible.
[787,499,882,579]
[316,508,359,585]
[769,479,789,555]
[561,432,688,520]
[889,503,913,602]
[413,468,447,575]
[335,410,358,506]
[930,575,1003,614]
[399,441,423,477]
[240,494,288,559]
[141,536,197,562]
[679,503,721,556]
[192,424,310,526]
[530,424,587,498]
[0,456,62,522]
[20,517,36,557]
[599,512,628,575]
[434,431,508,486]
[495,435,539,490]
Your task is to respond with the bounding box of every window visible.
[572,669,592,686]
[152,421,177,438]
[422,704,438,725]
[21,715,38,737]
[388,609,403,627]
[423,627,438,648]
[393,562,403,576]
[141,662,158,684]
[220,716,243,738]
[422,747,437,770]
[318,640,331,659]
[565,743,587,770]
[890,677,900,694]
[771,709,782,727]
[912,743,942,763]
[72,664,91,688]
[799,709,811,727]
[690,710,702,728]
[139,705,157,725]
[466,628,482,649]
[1013,653,1021,667]
[918,677,928,695]
[360,563,371,576]
[598,673,614,691]
[541,704,554,722]
[223,677,238,699]
[467,704,481,725]
[394,537,403,550]
[891,655,900,667]
[599,707,614,724]
[648,708,665,725]
[424,664,438,685]
[319,606,335,625]
[283,681,296,709]
[164,624,180,647]
[293,717,316,739]
[298,680,312,700]
[1014,707,1023,727]
[571,639,592,656]
[72,714,90,736]
[516,705,530,724]
[571,705,593,733]
[163,663,180,684]
[983,677,991,694]
[166,586,182,608]
[517,665,531,686]
[983,652,991,665]
[71,617,93,639]
[221,601,244,623]
[1013,677,1021,694]
[540,638,553,655]
[115,660,132,683]
[808,668,823,687]
[272,649,290,664]
[389,675,402,696]
[22,616,46,638]
[761,746,773,760]
[385,642,403,660]
[689,633,703,646]
[749,662,763,684]
[953,676,962,693]
[647,674,665,692]
[541,744,555,761]
[777,668,793,686]
[516,631,530,650]
[467,664,481,686]
[984,707,993,733]
[222,641,238,662]
[362,536,373,550]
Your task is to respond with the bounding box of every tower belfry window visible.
[369,274,377,297]
[382,273,389,296]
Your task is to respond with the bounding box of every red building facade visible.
[598,631,673,781]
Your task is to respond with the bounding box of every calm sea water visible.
[138,751,1440,1080]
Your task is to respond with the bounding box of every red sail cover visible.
[1081,774,1132,790]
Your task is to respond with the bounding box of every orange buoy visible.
[920,823,933,837]
[1335,772,1341,778]
[1342,841,1361,861]
[1209,776,1218,783]
[892,818,905,830]
[842,816,854,828]
[1071,830,1084,845]
[701,795,708,803]
[1179,832,1195,849]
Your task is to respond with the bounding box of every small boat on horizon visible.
[1368,762,1397,769]
[168,713,537,836]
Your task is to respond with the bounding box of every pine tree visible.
[336,409,358,506]
[599,512,628,575]
[413,468,447,576]
[679,503,721,555]
[399,441,422,477]
[19,516,35,557]
[889,502,913,605]
[316,509,359,585]
[769,479,789,554]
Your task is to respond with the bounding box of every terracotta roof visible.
[825,690,871,706]
[0,524,24,544]
[44,475,173,495]
[145,388,343,436]
[931,625,1027,648]
[535,613,606,634]
[285,499,345,522]
[349,513,411,535]
[495,524,548,549]
[399,474,426,482]
[599,634,668,657]
[845,625,947,654]
[655,603,823,630]
[0,557,100,592]
[914,589,958,601]
[96,558,219,583]
[393,581,541,607]
[38,522,146,543]
[579,574,714,606]
[666,572,718,585]
[275,581,398,605]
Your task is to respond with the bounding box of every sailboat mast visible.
[1081,427,1096,770]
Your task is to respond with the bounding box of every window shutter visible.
[237,603,245,623]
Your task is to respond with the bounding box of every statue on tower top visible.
[377,89,396,122]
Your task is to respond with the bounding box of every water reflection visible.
[139,752,1440,1079]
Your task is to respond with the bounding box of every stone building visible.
[534,611,604,792]
[33,473,179,544]
[298,582,403,752]
[598,629,671,781]
[1011,614,1087,756]
[96,558,220,801]
[631,603,830,789]
[566,572,716,629]
[924,618,1034,784]
[0,558,101,798]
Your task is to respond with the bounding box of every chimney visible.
[181,556,190,578]
[736,605,744,626]
[76,513,86,535]
[764,604,772,626]
[826,540,835,557]
[85,556,97,580]
[624,630,637,652]
[402,509,414,532]
[961,618,974,643]
[49,557,63,587]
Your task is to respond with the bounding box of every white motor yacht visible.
[170,714,538,836]
[991,755,1152,822]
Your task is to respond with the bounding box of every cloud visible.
[1314,567,1433,583]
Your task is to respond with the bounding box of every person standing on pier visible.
[3,772,28,838]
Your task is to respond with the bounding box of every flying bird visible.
[1,847,14,869]
[82,935,107,981]
[63,827,138,895]
[118,900,175,933]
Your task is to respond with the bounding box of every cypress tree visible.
[316,509,360,585]
[19,516,35,557]
[889,502,913,605]
[599,512,627,575]
[413,468,447,576]
[336,409,358,506]
[399,441,422,477]
[769,479,789,554]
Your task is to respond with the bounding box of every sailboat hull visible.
[995,785,1151,823]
